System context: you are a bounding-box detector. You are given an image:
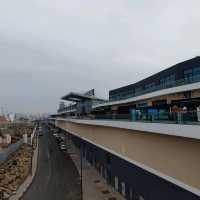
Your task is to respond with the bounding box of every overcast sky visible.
[0,0,200,114]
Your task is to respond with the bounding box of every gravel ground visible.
[0,144,32,198]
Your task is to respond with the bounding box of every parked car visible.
[60,136,65,141]
[53,133,58,138]
[38,130,43,136]
[60,144,67,151]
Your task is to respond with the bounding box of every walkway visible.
[68,143,125,200]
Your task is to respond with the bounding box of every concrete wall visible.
[56,120,200,195]
[70,134,199,200]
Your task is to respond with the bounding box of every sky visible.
[0,0,200,114]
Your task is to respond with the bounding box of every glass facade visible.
[184,67,200,81]
[135,87,143,95]
[110,90,134,101]
[109,58,200,102]
[160,74,175,87]
[145,82,155,90]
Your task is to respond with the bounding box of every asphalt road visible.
[22,126,81,200]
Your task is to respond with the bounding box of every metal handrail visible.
[58,111,200,125]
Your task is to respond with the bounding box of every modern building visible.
[109,56,200,102]
[56,89,107,118]
[49,57,200,200]
[93,57,200,122]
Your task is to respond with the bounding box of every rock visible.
[0,144,32,197]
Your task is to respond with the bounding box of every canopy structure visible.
[61,92,104,102]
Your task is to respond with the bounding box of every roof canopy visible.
[61,92,104,102]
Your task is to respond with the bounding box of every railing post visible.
[177,112,182,124]
[197,111,200,122]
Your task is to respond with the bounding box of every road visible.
[22,126,81,200]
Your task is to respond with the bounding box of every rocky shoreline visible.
[0,144,32,199]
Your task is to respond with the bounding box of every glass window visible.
[121,182,126,196]
[184,67,200,81]
[145,82,155,90]
[160,74,175,87]
[193,67,200,75]
[184,69,193,80]
[135,87,143,95]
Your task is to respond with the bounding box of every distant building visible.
[0,134,12,147]
[56,89,107,118]
[8,113,15,122]
[58,102,65,112]
[0,116,8,124]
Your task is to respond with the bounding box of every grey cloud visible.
[0,0,200,114]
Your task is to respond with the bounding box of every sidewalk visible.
[67,144,125,200]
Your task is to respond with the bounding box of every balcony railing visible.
[57,111,200,125]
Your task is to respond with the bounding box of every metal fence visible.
[133,111,199,124]
[0,139,24,164]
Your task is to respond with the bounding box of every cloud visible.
[0,0,199,114]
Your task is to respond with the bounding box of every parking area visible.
[50,125,125,200]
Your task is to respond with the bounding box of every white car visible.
[60,144,67,151]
